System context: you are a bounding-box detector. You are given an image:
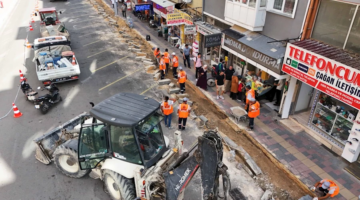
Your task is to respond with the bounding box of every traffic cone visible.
[29,24,33,31]
[19,70,24,79]
[72,55,76,65]
[25,39,31,49]
[12,103,23,118]
[31,17,34,23]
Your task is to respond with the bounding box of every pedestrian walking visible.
[153,47,160,65]
[196,65,207,90]
[194,53,202,81]
[216,58,225,74]
[224,66,235,93]
[237,79,246,102]
[111,0,115,8]
[159,54,166,80]
[161,96,175,128]
[312,179,339,199]
[177,67,187,94]
[164,49,170,74]
[245,85,255,112]
[230,75,238,100]
[171,52,179,78]
[247,98,260,130]
[274,79,284,106]
[183,44,191,68]
[178,97,191,130]
[251,75,258,92]
[216,71,225,100]
[121,3,127,18]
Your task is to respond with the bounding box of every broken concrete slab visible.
[260,190,273,200]
[169,83,175,88]
[145,65,155,71]
[158,79,171,85]
[136,52,147,57]
[169,88,180,94]
[142,58,152,62]
[143,61,154,65]
[153,73,161,81]
[176,93,189,98]
[132,49,141,52]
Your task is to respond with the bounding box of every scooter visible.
[34,83,62,114]
[20,78,38,101]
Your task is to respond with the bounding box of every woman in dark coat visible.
[196,65,208,90]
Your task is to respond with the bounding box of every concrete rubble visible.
[158,79,171,85]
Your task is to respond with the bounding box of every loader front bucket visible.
[33,112,89,164]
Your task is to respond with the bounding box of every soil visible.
[90,0,311,199]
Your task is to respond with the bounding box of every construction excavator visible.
[33,93,230,200]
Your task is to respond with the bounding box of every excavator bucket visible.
[163,131,227,200]
[33,112,89,164]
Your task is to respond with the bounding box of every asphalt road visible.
[0,0,204,199]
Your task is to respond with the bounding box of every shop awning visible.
[151,0,175,8]
[222,25,287,78]
[194,21,222,35]
[291,40,360,70]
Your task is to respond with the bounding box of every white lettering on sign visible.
[283,43,360,110]
[175,168,191,191]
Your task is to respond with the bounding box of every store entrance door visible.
[295,82,314,113]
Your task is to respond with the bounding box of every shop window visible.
[345,9,360,54]
[260,0,266,7]
[249,0,256,8]
[267,0,297,17]
[311,93,358,146]
[312,0,356,50]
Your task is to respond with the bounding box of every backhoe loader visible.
[34,93,230,200]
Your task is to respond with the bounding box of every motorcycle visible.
[206,65,218,87]
[34,83,62,114]
[20,78,38,102]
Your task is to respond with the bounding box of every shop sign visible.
[184,25,196,35]
[153,3,168,18]
[204,33,222,48]
[223,35,281,74]
[196,25,212,36]
[166,11,193,26]
[135,4,151,12]
[283,43,360,110]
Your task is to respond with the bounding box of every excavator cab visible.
[38,8,61,26]
[77,93,168,170]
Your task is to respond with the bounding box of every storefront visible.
[131,1,153,18]
[166,9,193,46]
[282,39,360,163]
[152,0,174,26]
[195,21,222,66]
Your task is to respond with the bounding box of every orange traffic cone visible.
[13,103,23,118]
[29,24,33,31]
[72,55,76,65]
[19,70,24,79]
[31,17,34,23]
[25,39,31,49]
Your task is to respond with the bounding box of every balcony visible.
[224,0,267,31]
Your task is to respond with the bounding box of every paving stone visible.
[158,79,171,85]
[169,88,180,94]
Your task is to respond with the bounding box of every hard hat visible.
[183,97,188,102]
[321,181,330,189]
[179,66,183,70]
[172,52,176,55]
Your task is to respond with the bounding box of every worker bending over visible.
[313,179,339,199]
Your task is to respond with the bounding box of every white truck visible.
[32,36,80,85]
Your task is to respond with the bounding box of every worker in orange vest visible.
[153,47,161,64]
[161,96,176,128]
[171,52,179,78]
[177,97,191,130]
[177,67,187,94]
[313,179,339,199]
[159,54,166,80]
[247,98,260,130]
[245,85,255,112]
[164,49,170,74]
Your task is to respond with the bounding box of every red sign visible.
[283,43,360,110]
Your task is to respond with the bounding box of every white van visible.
[33,36,80,85]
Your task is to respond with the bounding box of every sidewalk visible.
[105,2,360,199]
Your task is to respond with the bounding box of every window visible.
[260,0,266,7]
[249,0,256,8]
[312,1,356,50]
[110,126,142,165]
[345,9,360,54]
[271,0,297,15]
[242,0,248,4]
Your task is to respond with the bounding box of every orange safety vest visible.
[164,52,170,63]
[159,58,166,70]
[246,89,255,104]
[172,56,179,67]
[320,179,339,198]
[162,101,173,115]
[178,71,186,83]
[154,49,160,58]
[178,103,190,118]
[248,101,260,118]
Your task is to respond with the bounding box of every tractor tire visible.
[103,170,136,200]
[53,145,89,178]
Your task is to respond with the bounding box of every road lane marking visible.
[99,68,143,91]
[91,56,128,72]
[87,48,115,58]
[73,22,102,30]
[140,83,158,95]
[83,40,101,47]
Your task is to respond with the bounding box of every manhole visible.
[229,188,247,200]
